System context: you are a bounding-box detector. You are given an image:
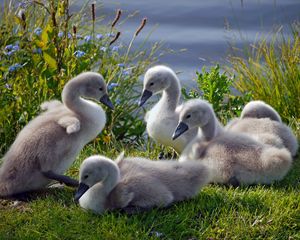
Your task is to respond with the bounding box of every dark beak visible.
[172,122,189,140]
[100,94,114,110]
[139,89,153,107]
[74,183,90,202]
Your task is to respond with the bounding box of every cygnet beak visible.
[100,94,114,110]
[139,89,153,107]
[74,182,90,203]
[172,122,189,140]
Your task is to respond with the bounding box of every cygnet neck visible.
[100,161,121,195]
[201,112,224,141]
[160,75,181,111]
[62,80,89,115]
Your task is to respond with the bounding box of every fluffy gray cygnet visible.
[0,72,114,198]
[173,99,293,186]
[75,152,210,214]
[226,101,298,156]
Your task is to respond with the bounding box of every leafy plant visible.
[0,0,160,154]
[182,65,252,124]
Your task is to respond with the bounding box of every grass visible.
[1,145,299,239]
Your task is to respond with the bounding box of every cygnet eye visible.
[83,175,89,179]
[149,82,154,86]
[186,114,191,119]
[99,87,103,91]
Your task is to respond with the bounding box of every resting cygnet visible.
[74,152,210,214]
[0,72,114,198]
[173,99,293,186]
[240,100,282,122]
[139,65,200,153]
[226,101,298,157]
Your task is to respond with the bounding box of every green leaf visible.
[41,24,52,46]
[43,52,57,70]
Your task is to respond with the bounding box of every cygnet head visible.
[63,72,114,109]
[74,155,120,202]
[172,99,214,140]
[139,65,179,107]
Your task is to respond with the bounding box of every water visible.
[2,0,299,84]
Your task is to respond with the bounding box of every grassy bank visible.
[1,145,300,239]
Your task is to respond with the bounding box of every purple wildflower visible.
[117,63,125,68]
[100,47,107,51]
[58,32,64,38]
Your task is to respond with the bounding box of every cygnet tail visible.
[260,147,292,183]
[0,181,11,198]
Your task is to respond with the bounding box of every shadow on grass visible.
[0,185,76,211]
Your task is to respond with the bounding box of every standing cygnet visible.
[240,100,282,122]
[226,102,298,156]
[173,99,293,186]
[74,152,210,214]
[0,72,114,198]
[138,65,200,153]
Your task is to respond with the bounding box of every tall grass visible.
[228,23,300,132]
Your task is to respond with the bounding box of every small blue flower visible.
[76,34,82,39]
[33,48,42,54]
[111,46,119,52]
[18,2,26,8]
[117,63,125,68]
[34,27,42,36]
[5,83,12,90]
[122,70,130,76]
[115,98,121,104]
[5,44,20,56]
[84,35,92,42]
[58,31,64,38]
[96,34,103,40]
[5,44,13,50]
[106,33,114,37]
[12,45,20,51]
[74,50,85,58]
[100,47,107,51]
[67,32,72,39]
[5,51,14,56]
[107,82,119,91]
[8,63,22,72]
